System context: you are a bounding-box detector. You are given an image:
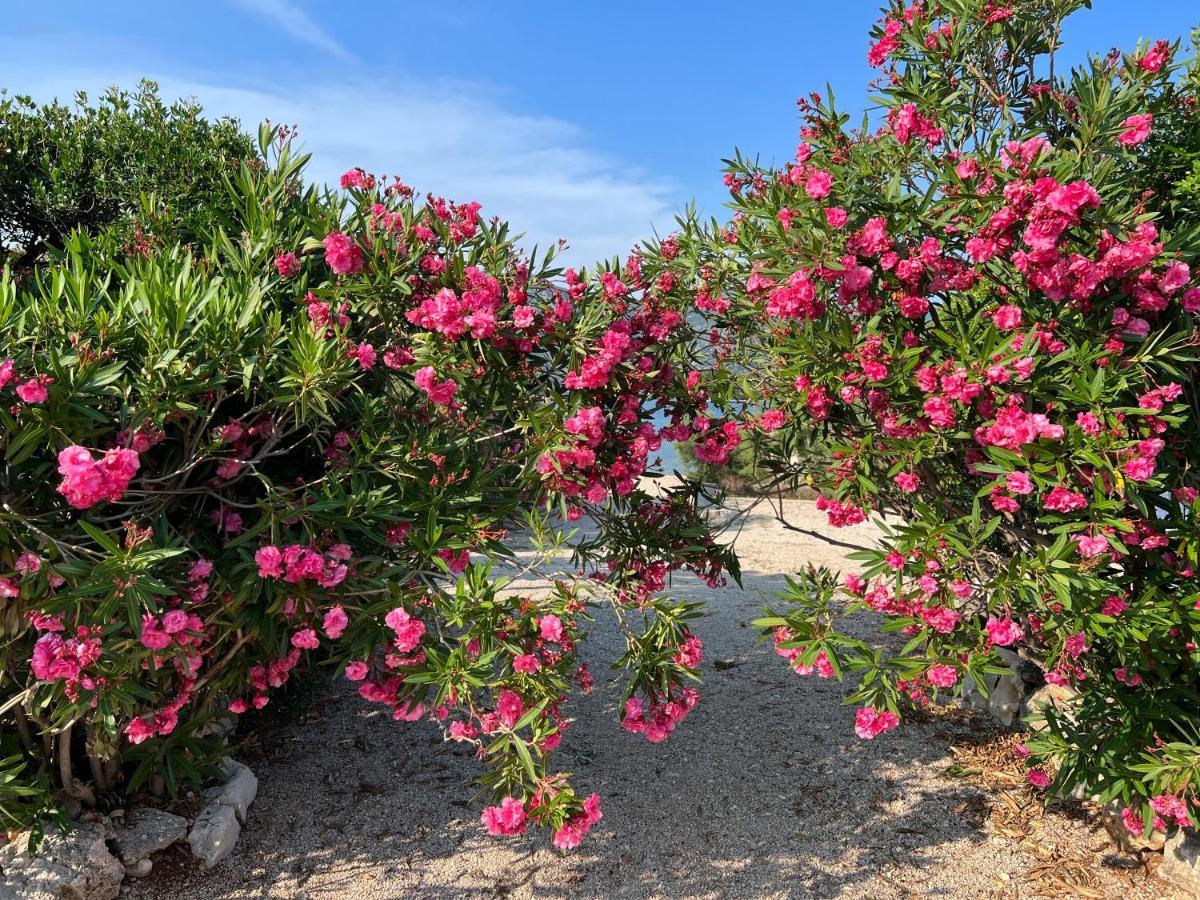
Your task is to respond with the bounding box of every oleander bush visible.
[0,125,734,845]
[4,0,1200,856]
[646,0,1200,837]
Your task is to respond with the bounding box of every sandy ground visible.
[123,495,1186,900]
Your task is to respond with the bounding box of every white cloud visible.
[1,64,678,266]
[227,0,352,61]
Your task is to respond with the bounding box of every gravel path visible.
[124,497,1184,899]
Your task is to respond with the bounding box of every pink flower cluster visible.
[56,445,140,509]
[139,608,205,651]
[773,629,835,677]
[815,495,867,527]
[552,793,603,850]
[254,542,351,587]
[323,231,363,275]
[854,706,900,739]
[481,796,527,836]
[621,688,700,743]
[125,689,194,745]
[31,628,103,698]
[406,268,504,340]
[413,366,458,406]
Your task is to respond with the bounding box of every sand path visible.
[124,497,1183,899]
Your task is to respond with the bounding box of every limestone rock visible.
[111,807,188,865]
[213,758,258,824]
[0,819,124,900]
[1025,682,1077,732]
[1160,828,1200,897]
[188,801,241,868]
[987,674,1026,728]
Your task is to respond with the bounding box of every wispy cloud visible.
[0,61,679,266]
[228,0,352,62]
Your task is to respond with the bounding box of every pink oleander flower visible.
[992,305,1022,330]
[1076,412,1101,436]
[15,553,40,576]
[1124,455,1156,481]
[1043,485,1088,512]
[825,207,848,228]
[893,471,920,492]
[539,614,564,642]
[139,615,171,650]
[323,231,363,275]
[1118,113,1153,147]
[805,169,833,199]
[1064,631,1088,658]
[1101,596,1128,616]
[274,252,301,278]
[925,664,958,688]
[385,607,426,653]
[985,616,1024,646]
[437,548,470,574]
[481,796,527,836]
[1122,807,1145,836]
[56,445,140,509]
[1138,40,1169,73]
[1149,793,1192,829]
[124,716,156,745]
[496,689,524,728]
[255,545,284,579]
[344,661,369,681]
[759,409,786,432]
[1005,471,1035,495]
[1027,768,1051,789]
[513,653,541,674]
[854,707,900,740]
[552,793,603,849]
[15,378,48,403]
[291,628,320,650]
[1075,534,1108,558]
[351,342,376,369]
[414,366,458,406]
[323,606,348,639]
[161,610,188,634]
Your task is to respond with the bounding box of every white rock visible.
[1025,682,1077,732]
[124,858,153,878]
[111,807,188,864]
[987,674,1026,728]
[216,758,258,824]
[0,820,124,900]
[1161,828,1200,897]
[187,802,241,868]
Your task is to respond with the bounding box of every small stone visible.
[216,758,258,824]
[188,801,241,868]
[1025,683,1077,732]
[0,819,124,900]
[987,674,1026,728]
[124,858,153,878]
[112,807,188,864]
[1160,828,1200,896]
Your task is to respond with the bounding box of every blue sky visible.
[2,1,1196,264]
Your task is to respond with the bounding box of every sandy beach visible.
[122,495,1185,899]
